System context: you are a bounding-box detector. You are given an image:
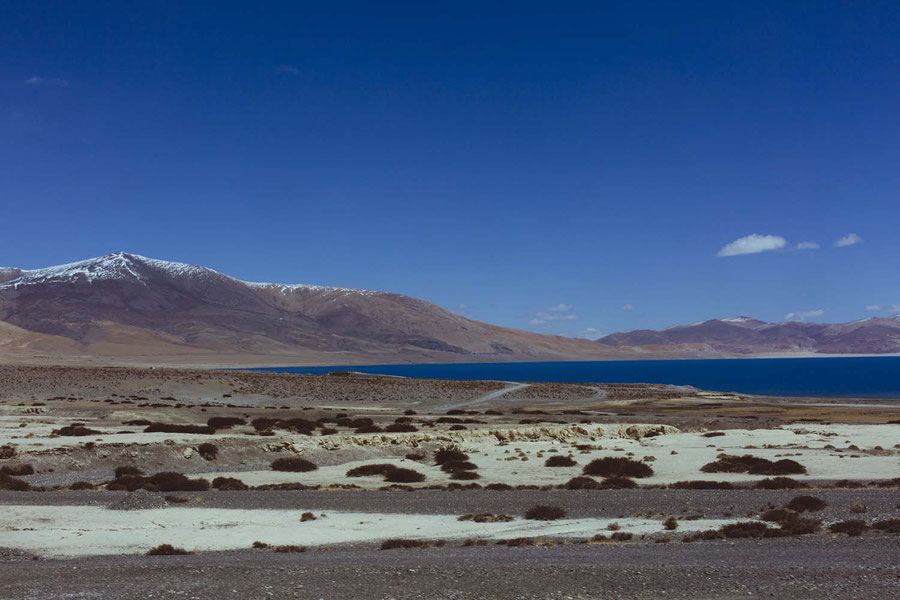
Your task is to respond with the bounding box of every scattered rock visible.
[107,489,168,511]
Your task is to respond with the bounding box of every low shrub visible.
[206,417,245,429]
[380,538,445,550]
[544,456,577,467]
[504,537,539,547]
[782,516,821,535]
[347,464,397,477]
[165,495,190,503]
[0,473,31,491]
[384,467,426,483]
[600,477,637,489]
[212,476,249,491]
[871,518,900,533]
[449,470,480,481]
[755,477,807,490]
[670,480,735,490]
[700,454,772,473]
[53,424,101,436]
[434,446,469,465]
[462,538,489,546]
[748,459,806,476]
[122,419,151,426]
[354,425,384,434]
[663,516,679,530]
[252,541,270,549]
[564,476,602,490]
[197,443,218,460]
[524,505,567,521]
[439,460,478,473]
[720,521,769,539]
[146,544,189,556]
[829,520,868,536]
[583,457,653,479]
[0,464,34,476]
[114,466,144,478]
[761,508,796,523]
[251,417,280,431]
[405,452,425,461]
[485,483,513,491]
[271,457,318,472]
[384,423,418,433]
[144,423,216,435]
[300,512,317,522]
[702,431,726,438]
[785,495,827,513]
[610,531,633,541]
[682,529,724,542]
[70,481,95,490]
[145,472,209,492]
[273,545,307,553]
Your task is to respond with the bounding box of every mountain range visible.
[599,315,900,355]
[0,253,620,366]
[1,253,897,366]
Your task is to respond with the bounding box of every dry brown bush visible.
[270,457,318,472]
[583,457,653,478]
[524,505,566,521]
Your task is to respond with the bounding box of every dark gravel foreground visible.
[1,489,898,599]
[1,538,898,600]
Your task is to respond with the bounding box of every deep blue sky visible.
[2,1,898,337]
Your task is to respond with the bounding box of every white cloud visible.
[547,303,573,312]
[795,242,820,250]
[621,304,636,311]
[785,309,825,322]
[453,302,471,316]
[865,304,883,311]
[530,311,578,325]
[716,234,787,257]
[835,233,861,247]
[276,64,301,75]
[25,76,68,87]
[573,327,603,339]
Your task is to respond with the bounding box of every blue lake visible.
[253,356,900,399]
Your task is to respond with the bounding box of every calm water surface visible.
[253,356,900,399]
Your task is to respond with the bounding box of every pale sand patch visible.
[0,505,739,558]
[199,424,900,488]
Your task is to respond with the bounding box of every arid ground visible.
[1,366,898,599]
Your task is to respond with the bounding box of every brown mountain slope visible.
[0,252,621,366]
[598,315,900,355]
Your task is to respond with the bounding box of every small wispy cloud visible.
[574,327,603,339]
[25,76,68,87]
[716,234,787,257]
[621,304,636,311]
[835,233,861,247]
[276,64,301,76]
[547,303,573,312]
[865,304,883,311]
[795,241,820,250]
[530,304,578,325]
[452,302,471,316]
[785,309,825,322]
[530,312,578,325]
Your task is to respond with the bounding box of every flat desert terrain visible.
[1,365,898,599]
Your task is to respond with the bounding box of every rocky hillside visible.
[598,315,900,355]
[0,253,616,365]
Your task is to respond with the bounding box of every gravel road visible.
[2,488,897,520]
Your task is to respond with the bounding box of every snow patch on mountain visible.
[0,252,383,296]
